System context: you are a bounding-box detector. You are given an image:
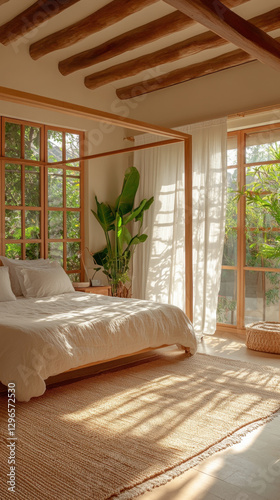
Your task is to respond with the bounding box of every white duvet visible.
[0,292,197,401]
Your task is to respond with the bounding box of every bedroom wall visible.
[0,100,128,277]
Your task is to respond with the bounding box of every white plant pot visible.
[91,279,101,286]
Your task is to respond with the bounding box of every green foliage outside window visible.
[3,120,83,280]
[218,139,280,324]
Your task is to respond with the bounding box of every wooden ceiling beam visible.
[84,8,280,90]
[29,0,158,60]
[59,11,192,76]
[0,0,80,45]
[0,0,10,5]
[59,0,250,76]
[163,0,280,72]
[116,35,280,100]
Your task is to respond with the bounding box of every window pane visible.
[5,210,22,239]
[25,166,40,207]
[5,122,21,158]
[222,229,237,266]
[66,169,79,176]
[246,198,276,229]
[246,230,280,268]
[26,243,41,260]
[246,165,261,186]
[245,129,280,163]
[246,164,280,189]
[69,272,81,283]
[5,164,22,206]
[217,270,237,325]
[66,174,80,208]
[48,242,63,266]
[5,243,21,259]
[48,211,63,239]
[48,168,63,207]
[66,133,80,161]
[226,168,238,227]
[245,271,280,324]
[67,211,80,239]
[227,135,237,166]
[48,130,63,162]
[67,242,80,270]
[24,126,40,161]
[25,210,40,239]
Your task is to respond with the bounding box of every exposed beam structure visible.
[85,8,280,90]
[46,139,182,166]
[59,12,193,76]
[0,86,191,140]
[163,0,280,72]
[0,0,80,45]
[116,37,280,100]
[59,0,250,76]
[29,0,158,60]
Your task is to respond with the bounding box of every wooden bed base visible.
[0,345,191,394]
[65,344,191,373]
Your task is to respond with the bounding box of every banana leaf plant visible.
[91,166,154,297]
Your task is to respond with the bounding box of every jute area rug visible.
[1,351,280,500]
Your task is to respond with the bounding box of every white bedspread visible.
[0,292,197,401]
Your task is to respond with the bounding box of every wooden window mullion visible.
[1,118,84,277]
[22,163,26,259]
[236,130,246,330]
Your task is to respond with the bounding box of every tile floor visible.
[138,333,280,500]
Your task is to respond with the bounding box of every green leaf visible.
[135,197,154,223]
[123,199,147,225]
[92,247,108,267]
[92,196,115,232]
[115,167,139,216]
[129,233,148,246]
[118,226,132,252]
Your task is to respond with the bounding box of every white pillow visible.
[15,261,60,295]
[0,257,55,297]
[16,265,74,298]
[0,267,16,302]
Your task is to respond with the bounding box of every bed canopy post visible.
[184,138,193,322]
[0,85,194,321]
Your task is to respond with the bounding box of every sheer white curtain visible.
[133,138,185,310]
[133,118,227,336]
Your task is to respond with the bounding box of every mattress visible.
[0,292,197,401]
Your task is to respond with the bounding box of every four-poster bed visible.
[0,86,195,401]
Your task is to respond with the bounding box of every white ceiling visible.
[1,0,280,98]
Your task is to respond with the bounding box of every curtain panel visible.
[133,118,227,336]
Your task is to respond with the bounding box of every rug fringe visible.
[111,409,280,500]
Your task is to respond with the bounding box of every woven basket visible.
[246,321,280,354]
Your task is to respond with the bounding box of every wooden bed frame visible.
[0,345,191,394]
[0,85,193,390]
[0,85,193,322]
[0,256,191,388]
[65,345,191,373]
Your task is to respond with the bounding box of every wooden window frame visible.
[0,116,85,281]
[218,122,280,334]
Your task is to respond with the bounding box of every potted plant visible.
[91,166,154,297]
